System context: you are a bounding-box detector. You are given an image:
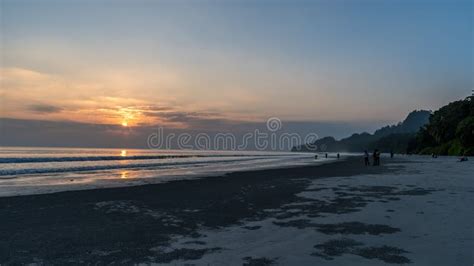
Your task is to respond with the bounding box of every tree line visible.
[293,97,473,156]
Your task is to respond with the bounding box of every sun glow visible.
[121,121,128,127]
[120,150,127,157]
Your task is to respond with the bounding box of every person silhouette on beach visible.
[390,150,394,158]
[373,149,380,166]
[337,153,340,159]
[364,150,370,166]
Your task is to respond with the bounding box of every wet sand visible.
[0,157,472,265]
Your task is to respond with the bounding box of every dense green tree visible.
[413,97,473,155]
[426,99,471,144]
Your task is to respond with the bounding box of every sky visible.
[0,0,472,148]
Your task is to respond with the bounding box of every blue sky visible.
[1,0,472,129]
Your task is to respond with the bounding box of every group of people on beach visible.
[364,149,382,166]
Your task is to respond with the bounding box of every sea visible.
[0,147,334,197]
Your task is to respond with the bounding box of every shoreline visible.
[1,156,472,265]
[0,156,368,199]
[0,151,327,198]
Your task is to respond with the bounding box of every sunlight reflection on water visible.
[120,171,129,179]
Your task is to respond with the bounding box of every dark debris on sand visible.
[243,256,278,266]
[273,220,400,235]
[312,238,411,264]
[266,184,439,221]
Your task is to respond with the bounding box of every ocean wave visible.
[0,157,261,177]
[0,154,285,164]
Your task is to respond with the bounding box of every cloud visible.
[0,67,49,82]
[139,109,241,129]
[28,104,63,114]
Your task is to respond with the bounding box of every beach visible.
[0,156,472,265]
[2,1,472,264]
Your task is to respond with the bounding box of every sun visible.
[121,121,128,127]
